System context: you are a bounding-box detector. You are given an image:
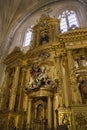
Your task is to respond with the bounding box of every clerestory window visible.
[23,28,32,47]
[59,10,79,33]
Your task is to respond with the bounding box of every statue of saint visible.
[78,75,87,103]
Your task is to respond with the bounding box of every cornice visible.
[4,47,24,65]
[58,28,87,43]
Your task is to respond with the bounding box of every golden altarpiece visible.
[0,15,87,130]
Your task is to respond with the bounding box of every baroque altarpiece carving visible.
[0,15,87,130]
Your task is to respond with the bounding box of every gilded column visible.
[58,54,65,107]
[23,68,30,111]
[61,55,69,107]
[15,68,26,128]
[48,96,52,130]
[67,50,74,103]
[25,68,30,83]
[53,55,63,128]
[9,66,20,110]
[67,50,82,104]
[0,69,9,110]
[18,68,26,112]
[55,55,62,88]
[27,98,32,130]
[67,49,75,71]
[53,95,58,130]
[23,94,28,112]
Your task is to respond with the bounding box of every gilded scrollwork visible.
[69,68,82,104]
[59,113,71,129]
[74,112,87,130]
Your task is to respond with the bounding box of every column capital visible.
[5,66,14,73]
[67,49,73,54]
[28,98,33,102]
[48,96,53,99]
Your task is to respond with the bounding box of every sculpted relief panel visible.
[24,65,58,91]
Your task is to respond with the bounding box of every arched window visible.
[23,28,32,47]
[59,10,79,33]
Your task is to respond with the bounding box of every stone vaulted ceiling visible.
[0,0,87,56]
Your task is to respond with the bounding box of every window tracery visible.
[59,10,79,33]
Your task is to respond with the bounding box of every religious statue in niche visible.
[40,31,49,44]
[75,55,87,68]
[24,65,58,91]
[37,104,43,120]
[78,75,87,103]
